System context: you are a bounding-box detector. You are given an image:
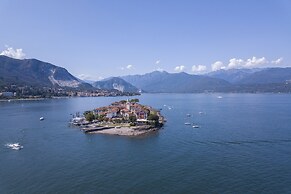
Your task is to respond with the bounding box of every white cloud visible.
[211,61,225,71]
[0,47,26,59]
[121,64,134,70]
[174,65,185,72]
[211,56,279,71]
[245,56,267,67]
[78,74,103,81]
[78,74,88,80]
[126,64,133,69]
[192,65,207,73]
[155,60,160,65]
[271,57,283,64]
[227,58,244,69]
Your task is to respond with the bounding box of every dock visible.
[83,126,114,133]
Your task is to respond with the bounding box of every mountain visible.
[92,77,139,92]
[82,79,96,84]
[122,71,231,93]
[237,68,291,84]
[3,54,291,93]
[208,67,291,85]
[121,71,170,90]
[204,67,291,92]
[207,68,262,83]
[0,55,92,89]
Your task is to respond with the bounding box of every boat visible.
[40,117,44,121]
[184,122,191,125]
[6,143,23,150]
[217,96,223,99]
[186,114,191,117]
[192,125,200,128]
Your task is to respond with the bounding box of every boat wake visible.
[5,143,23,150]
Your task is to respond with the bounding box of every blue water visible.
[1,94,291,193]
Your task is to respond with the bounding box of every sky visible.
[0,0,291,80]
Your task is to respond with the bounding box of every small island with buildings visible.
[71,99,165,136]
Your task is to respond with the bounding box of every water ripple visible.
[207,139,291,146]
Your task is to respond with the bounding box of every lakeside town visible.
[71,99,165,136]
[0,85,140,100]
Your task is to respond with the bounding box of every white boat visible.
[217,96,223,99]
[184,122,191,125]
[40,117,44,121]
[6,143,23,150]
[192,125,200,128]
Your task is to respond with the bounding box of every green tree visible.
[147,114,159,126]
[147,114,159,121]
[130,98,139,103]
[84,111,95,122]
[96,114,105,122]
[129,115,137,123]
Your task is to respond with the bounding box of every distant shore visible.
[0,94,142,102]
[0,98,46,102]
[0,96,71,102]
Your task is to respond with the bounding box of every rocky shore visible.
[85,125,159,136]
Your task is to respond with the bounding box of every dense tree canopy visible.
[84,111,95,122]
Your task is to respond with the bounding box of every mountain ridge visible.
[2,55,291,93]
[0,55,92,89]
[207,68,263,83]
[92,77,139,93]
[122,71,231,93]
[122,68,291,93]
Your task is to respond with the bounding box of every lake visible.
[1,94,291,193]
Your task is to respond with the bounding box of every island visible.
[71,99,165,136]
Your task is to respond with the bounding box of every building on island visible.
[92,100,155,123]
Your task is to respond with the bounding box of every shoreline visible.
[0,94,141,102]
[2,92,290,102]
[86,126,160,136]
[81,124,161,136]
[0,98,46,102]
[0,96,72,102]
